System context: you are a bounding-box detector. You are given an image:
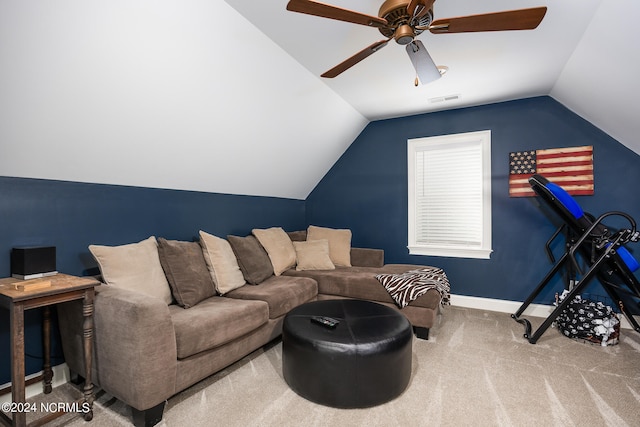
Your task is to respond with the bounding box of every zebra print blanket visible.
[375,267,451,309]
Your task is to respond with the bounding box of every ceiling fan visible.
[286,0,547,85]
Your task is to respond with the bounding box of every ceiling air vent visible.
[429,94,460,104]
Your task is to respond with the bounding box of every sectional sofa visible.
[57,226,448,427]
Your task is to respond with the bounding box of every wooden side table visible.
[0,274,99,427]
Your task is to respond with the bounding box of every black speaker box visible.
[11,246,57,280]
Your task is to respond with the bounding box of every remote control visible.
[310,316,339,329]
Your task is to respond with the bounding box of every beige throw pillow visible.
[252,227,297,275]
[199,231,246,295]
[307,225,352,267]
[293,239,335,271]
[89,236,173,304]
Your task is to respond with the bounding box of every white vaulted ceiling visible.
[1,1,638,200]
[0,0,367,200]
[226,0,640,154]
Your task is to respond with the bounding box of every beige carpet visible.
[29,306,640,426]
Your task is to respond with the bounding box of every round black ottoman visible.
[282,299,413,408]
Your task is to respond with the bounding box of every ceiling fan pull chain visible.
[415,75,419,87]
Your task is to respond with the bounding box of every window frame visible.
[407,130,493,259]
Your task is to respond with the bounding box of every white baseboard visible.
[0,363,70,404]
[450,294,634,330]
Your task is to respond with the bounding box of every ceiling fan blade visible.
[407,0,435,20]
[321,39,390,78]
[406,40,441,85]
[429,7,547,34]
[286,0,388,28]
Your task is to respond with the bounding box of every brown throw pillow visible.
[227,235,274,285]
[157,238,216,308]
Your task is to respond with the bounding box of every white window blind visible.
[408,131,492,259]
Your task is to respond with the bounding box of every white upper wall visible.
[0,0,367,200]
[551,1,640,155]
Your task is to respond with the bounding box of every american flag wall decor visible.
[508,145,594,197]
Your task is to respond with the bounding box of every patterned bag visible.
[555,290,620,346]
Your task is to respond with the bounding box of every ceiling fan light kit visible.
[286,0,547,82]
[406,40,441,85]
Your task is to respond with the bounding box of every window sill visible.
[407,245,493,259]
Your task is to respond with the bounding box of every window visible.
[407,130,492,259]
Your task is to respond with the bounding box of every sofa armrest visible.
[92,285,177,411]
[350,248,384,268]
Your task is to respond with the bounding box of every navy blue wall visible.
[306,96,640,304]
[0,177,305,384]
[2,95,639,387]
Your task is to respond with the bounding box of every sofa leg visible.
[132,402,166,427]
[413,326,430,340]
[69,371,84,385]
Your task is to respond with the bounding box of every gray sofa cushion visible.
[157,238,216,308]
[283,264,441,310]
[349,247,384,268]
[227,235,274,284]
[170,296,269,359]
[225,275,318,319]
[287,230,307,242]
